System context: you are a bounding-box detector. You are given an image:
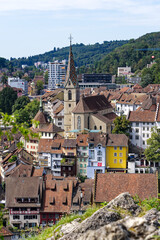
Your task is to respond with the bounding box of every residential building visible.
[94,172,158,203]
[40,175,78,226]
[5,177,43,229]
[128,96,160,149]
[48,60,67,89]
[76,134,89,176]
[117,66,131,77]
[38,138,64,176]
[106,134,128,172]
[87,133,106,179]
[8,77,28,95]
[0,226,14,240]
[61,139,77,177]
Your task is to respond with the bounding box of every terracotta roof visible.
[76,134,89,147]
[32,168,45,177]
[95,173,158,202]
[132,84,142,89]
[72,95,112,114]
[107,134,128,147]
[6,164,33,177]
[34,110,47,124]
[88,132,107,147]
[0,227,13,237]
[43,177,78,213]
[6,177,43,207]
[39,123,64,133]
[54,104,64,115]
[62,139,77,148]
[38,138,64,154]
[128,110,155,122]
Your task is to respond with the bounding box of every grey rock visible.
[60,218,81,235]
[60,209,121,240]
[106,192,141,216]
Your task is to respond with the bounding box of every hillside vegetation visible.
[95,32,160,74]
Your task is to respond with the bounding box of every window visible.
[97,150,102,156]
[135,128,139,133]
[80,169,83,174]
[130,135,132,139]
[84,164,86,168]
[135,135,139,140]
[147,123,149,125]
[77,116,81,130]
[68,90,72,100]
[13,215,20,220]
[147,127,149,131]
[100,126,102,130]
[94,126,97,130]
[152,123,154,125]
[114,146,117,150]
[114,159,117,164]
[119,153,123,157]
[143,127,145,131]
[114,153,117,157]
[136,122,139,126]
[80,164,83,168]
[97,157,102,161]
[143,134,145,137]
[143,141,145,145]
[147,134,149,138]
[69,104,71,107]
[119,146,122,150]
[119,159,123,164]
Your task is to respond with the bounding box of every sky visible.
[0,0,160,59]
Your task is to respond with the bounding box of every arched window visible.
[77,116,81,130]
[68,90,72,100]
[97,150,102,156]
[94,125,97,130]
[100,126,102,130]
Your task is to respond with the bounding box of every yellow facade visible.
[106,146,128,170]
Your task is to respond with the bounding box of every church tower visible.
[64,37,80,136]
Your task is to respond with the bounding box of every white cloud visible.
[0,0,159,13]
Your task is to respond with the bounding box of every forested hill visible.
[6,40,128,69]
[95,32,160,74]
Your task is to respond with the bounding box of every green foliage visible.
[12,96,30,113]
[115,76,128,84]
[144,127,160,162]
[44,71,48,84]
[14,99,39,126]
[112,116,130,136]
[1,73,8,85]
[8,155,17,163]
[77,174,87,183]
[36,80,44,94]
[0,87,17,114]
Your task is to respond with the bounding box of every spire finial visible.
[40,96,43,112]
[69,34,73,46]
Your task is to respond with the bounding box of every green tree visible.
[14,99,39,125]
[144,127,160,162]
[36,80,44,94]
[140,73,153,88]
[1,73,7,85]
[0,87,17,114]
[112,116,130,136]
[12,96,30,113]
[44,71,48,84]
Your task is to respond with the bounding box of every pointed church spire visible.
[65,35,78,87]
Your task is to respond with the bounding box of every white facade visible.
[129,122,155,149]
[48,60,67,89]
[8,77,28,95]
[116,103,140,116]
[77,146,88,176]
[87,143,106,179]
[117,66,131,77]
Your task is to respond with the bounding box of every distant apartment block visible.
[117,66,131,77]
[48,60,67,89]
[8,77,28,95]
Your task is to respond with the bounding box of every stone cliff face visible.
[51,193,160,240]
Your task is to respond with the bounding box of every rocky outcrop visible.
[51,192,160,240]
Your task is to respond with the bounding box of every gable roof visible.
[88,132,107,147]
[62,139,77,148]
[39,122,64,133]
[107,134,128,147]
[95,173,158,202]
[72,95,112,114]
[0,227,13,237]
[6,177,43,207]
[128,110,156,122]
[34,110,47,124]
[38,138,64,154]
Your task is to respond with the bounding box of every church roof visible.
[65,45,78,87]
[39,122,64,133]
[34,110,47,124]
[72,95,112,114]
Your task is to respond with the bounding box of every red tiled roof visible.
[95,173,158,202]
[0,227,13,237]
[76,133,89,147]
[107,134,128,147]
[128,110,155,122]
[34,110,47,124]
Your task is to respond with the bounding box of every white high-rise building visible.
[48,60,67,89]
